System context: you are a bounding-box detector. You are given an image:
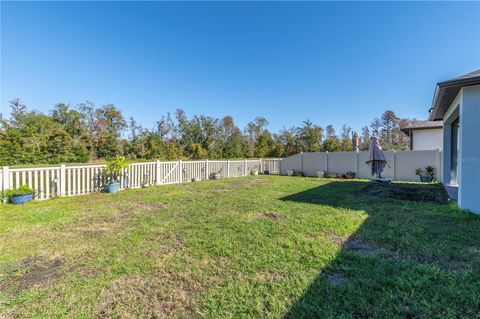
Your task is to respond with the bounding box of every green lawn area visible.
[1,176,480,318]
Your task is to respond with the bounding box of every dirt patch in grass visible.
[0,256,97,300]
[72,203,169,238]
[358,183,449,204]
[0,257,70,297]
[95,273,200,319]
[344,237,377,253]
[255,270,285,282]
[252,211,283,220]
[326,230,347,247]
[323,272,347,286]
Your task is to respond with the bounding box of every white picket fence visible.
[0,159,281,202]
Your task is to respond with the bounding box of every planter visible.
[287,170,294,176]
[420,175,434,183]
[106,182,120,194]
[251,169,258,176]
[191,177,201,182]
[10,192,34,205]
[210,173,221,180]
[316,171,325,178]
[263,170,270,175]
[343,174,356,179]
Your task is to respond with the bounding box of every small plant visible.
[105,156,129,193]
[343,171,356,179]
[316,171,326,178]
[415,168,423,176]
[425,166,435,177]
[3,185,35,197]
[105,156,129,183]
[415,166,435,182]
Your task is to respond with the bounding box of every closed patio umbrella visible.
[366,131,387,178]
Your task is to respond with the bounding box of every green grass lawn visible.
[1,176,479,318]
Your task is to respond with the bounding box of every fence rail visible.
[0,159,281,202]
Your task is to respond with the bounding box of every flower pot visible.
[106,182,120,193]
[344,174,355,179]
[251,169,258,176]
[420,175,434,183]
[10,192,34,205]
[316,171,325,178]
[263,170,270,175]
[287,170,294,176]
[210,173,221,180]
[294,171,304,177]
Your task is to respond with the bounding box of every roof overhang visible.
[429,73,480,121]
[400,123,443,135]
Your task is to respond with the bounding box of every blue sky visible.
[1,1,479,133]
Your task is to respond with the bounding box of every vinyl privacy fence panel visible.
[280,150,442,182]
[0,159,280,202]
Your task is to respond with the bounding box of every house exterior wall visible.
[458,85,480,214]
[411,129,443,150]
[442,85,480,214]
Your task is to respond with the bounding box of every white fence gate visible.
[0,158,280,202]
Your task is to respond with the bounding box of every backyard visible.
[1,176,479,318]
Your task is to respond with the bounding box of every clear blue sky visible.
[1,1,479,133]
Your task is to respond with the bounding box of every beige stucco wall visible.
[412,129,443,150]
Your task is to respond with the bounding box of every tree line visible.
[0,99,416,166]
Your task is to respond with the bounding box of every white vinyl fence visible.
[280,150,442,182]
[0,158,280,202]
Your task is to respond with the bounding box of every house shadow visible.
[280,181,480,318]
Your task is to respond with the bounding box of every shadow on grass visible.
[281,181,480,318]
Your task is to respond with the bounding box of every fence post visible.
[259,158,263,173]
[227,159,230,178]
[326,151,329,173]
[178,160,183,183]
[2,166,10,191]
[355,151,359,176]
[205,159,209,180]
[60,164,66,197]
[301,152,304,173]
[156,160,161,185]
[244,159,248,176]
[392,150,396,181]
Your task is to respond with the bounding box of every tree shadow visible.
[280,181,480,318]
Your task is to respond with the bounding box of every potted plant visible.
[326,172,340,178]
[294,170,304,177]
[210,168,222,180]
[2,185,35,205]
[415,166,435,182]
[343,171,356,179]
[316,170,326,178]
[251,169,258,176]
[105,156,129,193]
